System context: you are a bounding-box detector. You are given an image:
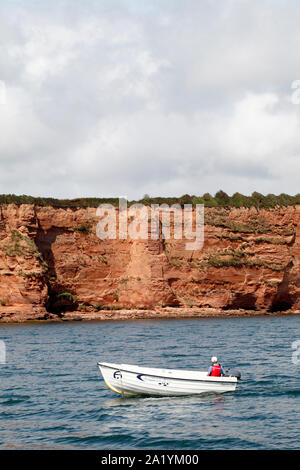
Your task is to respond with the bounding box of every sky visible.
[0,0,300,200]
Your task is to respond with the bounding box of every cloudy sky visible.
[0,0,300,199]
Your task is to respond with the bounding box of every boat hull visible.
[97,362,238,397]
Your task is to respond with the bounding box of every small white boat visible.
[97,362,241,397]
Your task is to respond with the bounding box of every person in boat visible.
[207,356,225,377]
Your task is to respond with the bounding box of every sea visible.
[0,315,299,450]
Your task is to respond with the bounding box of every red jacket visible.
[210,364,222,377]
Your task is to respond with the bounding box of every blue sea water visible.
[0,315,299,450]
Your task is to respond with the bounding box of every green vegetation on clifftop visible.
[0,191,300,208]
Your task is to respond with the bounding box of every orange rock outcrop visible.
[0,203,299,322]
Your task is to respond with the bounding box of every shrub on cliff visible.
[73,223,92,233]
[215,190,230,206]
[1,230,46,265]
[57,292,77,302]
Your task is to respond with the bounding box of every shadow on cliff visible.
[223,293,257,310]
[270,261,295,312]
[35,227,78,315]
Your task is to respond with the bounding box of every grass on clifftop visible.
[0,191,300,209]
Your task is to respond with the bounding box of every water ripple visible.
[0,315,299,449]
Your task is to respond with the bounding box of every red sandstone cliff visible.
[0,203,299,321]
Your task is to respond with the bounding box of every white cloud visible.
[0,0,300,199]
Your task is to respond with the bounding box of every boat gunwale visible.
[97,362,238,385]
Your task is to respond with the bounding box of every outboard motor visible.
[230,369,241,380]
[225,368,241,380]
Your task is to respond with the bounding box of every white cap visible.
[211,356,218,363]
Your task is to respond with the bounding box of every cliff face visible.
[0,203,299,321]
